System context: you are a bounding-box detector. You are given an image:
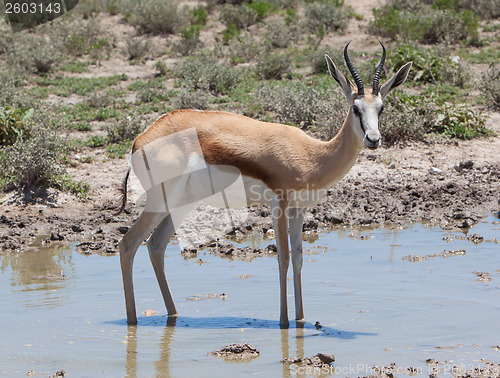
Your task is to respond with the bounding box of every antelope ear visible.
[325,54,355,101]
[379,62,412,99]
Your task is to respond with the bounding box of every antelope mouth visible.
[365,135,381,150]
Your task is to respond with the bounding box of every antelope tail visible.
[114,164,131,215]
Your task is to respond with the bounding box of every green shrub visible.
[86,135,106,147]
[106,141,131,159]
[304,0,349,35]
[0,126,65,189]
[128,0,188,34]
[256,53,290,80]
[388,44,468,85]
[172,88,210,110]
[6,34,63,74]
[54,174,90,198]
[87,93,115,108]
[256,82,345,136]
[137,87,169,103]
[381,93,491,143]
[219,4,258,29]
[0,107,34,146]
[125,37,152,61]
[246,1,276,20]
[369,2,479,43]
[95,108,120,121]
[61,19,112,60]
[105,0,120,14]
[309,47,342,74]
[222,22,241,43]
[155,60,169,77]
[192,6,208,25]
[460,0,500,19]
[73,123,93,132]
[177,57,241,95]
[432,104,490,139]
[379,93,435,145]
[228,32,261,63]
[173,26,201,56]
[480,65,500,110]
[107,114,149,144]
[76,0,102,18]
[265,19,297,48]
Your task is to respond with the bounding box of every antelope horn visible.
[372,41,386,96]
[344,41,364,96]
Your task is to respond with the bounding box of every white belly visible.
[187,163,327,209]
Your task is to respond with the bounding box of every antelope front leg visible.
[288,207,306,322]
[120,211,163,325]
[271,196,290,329]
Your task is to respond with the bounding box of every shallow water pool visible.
[0,217,499,377]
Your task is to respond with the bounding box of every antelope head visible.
[325,42,412,150]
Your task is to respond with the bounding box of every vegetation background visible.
[0,0,498,196]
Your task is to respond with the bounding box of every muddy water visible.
[1,218,499,377]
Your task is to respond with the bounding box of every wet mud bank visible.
[0,147,499,254]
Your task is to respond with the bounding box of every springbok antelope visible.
[116,42,412,327]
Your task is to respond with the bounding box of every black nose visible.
[366,135,380,144]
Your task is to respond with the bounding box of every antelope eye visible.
[352,105,361,117]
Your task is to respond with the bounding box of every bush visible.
[64,19,111,59]
[460,0,500,19]
[6,34,63,74]
[107,114,149,144]
[177,57,240,95]
[137,87,169,103]
[256,53,290,80]
[125,37,152,61]
[480,65,500,110]
[0,126,65,189]
[369,2,479,43]
[256,82,345,136]
[304,0,349,35]
[87,135,106,148]
[0,107,34,146]
[219,4,258,29]
[172,88,210,110]
[380,93,490,143]
[172,26,201,56]
[309,47,342,74]
[228,32,261,63]
[432,104,490,139]
[87,93,115,108]
[246,1,276,20]
[128,0,188,35]
[155,60,169,76]
[191,6,208,25]
[379,94,435,145]
[265,18,297,48]
[388,44,468,86]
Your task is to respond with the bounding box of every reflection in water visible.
[0,245,73,308]
[125,318,177,378]
[123,318,314,378]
